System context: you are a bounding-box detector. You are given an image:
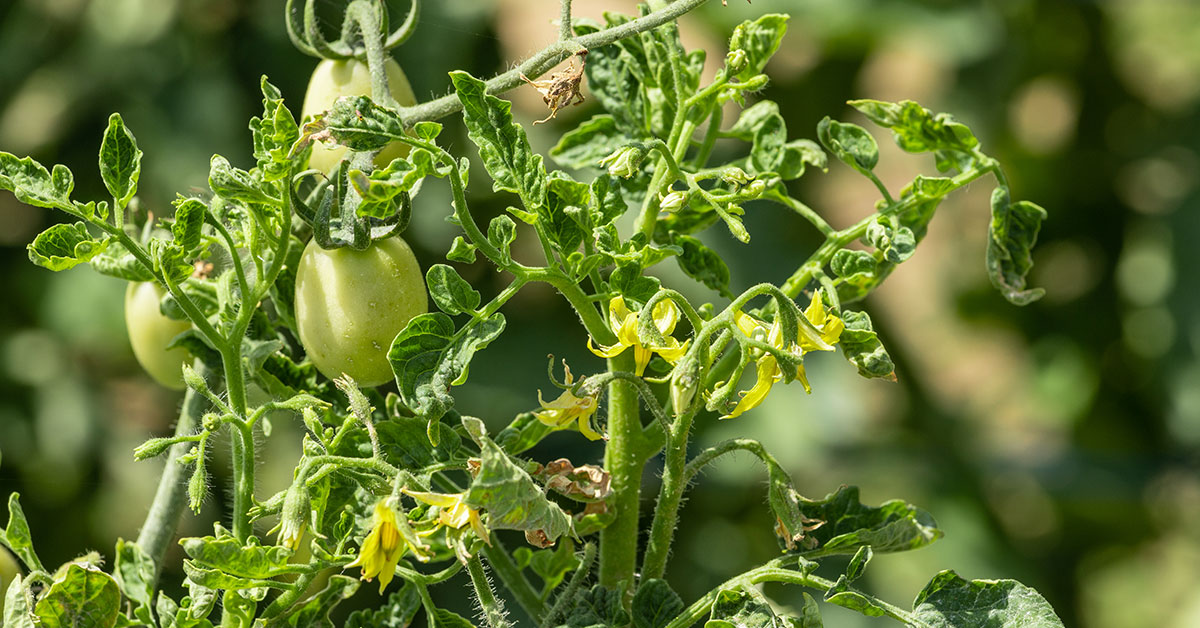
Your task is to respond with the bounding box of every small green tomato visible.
[301,58,418,173]
[294,236,427,386]
[125,282,193,390]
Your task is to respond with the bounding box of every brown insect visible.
[521,50,588,125]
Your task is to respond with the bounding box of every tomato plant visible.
[0,0,1065,626]
[294,235,427,386]
[124,281,193,390]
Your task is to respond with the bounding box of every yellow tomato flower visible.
[534,364,603,440]
[721,292,845,419]
[588,296,689,376]
[347,498,427,593]
[402,489,491,543]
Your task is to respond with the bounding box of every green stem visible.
[135,365,210,584]
[230,420,256,541]
[541,542,595,628]
[351,0,399,110]
[467,554,513,628]
[598,350,643,589]
[640,407,695,580]
[482,537,546,623]
[559,0,573,40]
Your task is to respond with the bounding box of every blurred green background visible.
[1,0,1198,626]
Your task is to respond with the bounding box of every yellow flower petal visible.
[721,355,781,419]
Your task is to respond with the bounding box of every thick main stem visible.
[598,351,643,589]
[135,366,209,583]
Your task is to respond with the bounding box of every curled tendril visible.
[286,0,420,60]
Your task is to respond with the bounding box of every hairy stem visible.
[135,365,210,583]
[640,408,695,580]
[482,538,546,623]
[598,350,643,589]
[467,554,513,628]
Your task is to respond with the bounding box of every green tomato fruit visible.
[0,545,19,613]
[294,236,427,386]
[125,282,193,390]
[301,58,418,173]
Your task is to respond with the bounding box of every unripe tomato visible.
[294,236,427,386]
[125,282,193,390]
[0,545,19,612]
[301,58,418,173]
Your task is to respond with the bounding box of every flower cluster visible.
[534,363,603,440]
[589,296,689,376]
[721,291,845,419]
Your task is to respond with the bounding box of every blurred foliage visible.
[0,0,1197,626]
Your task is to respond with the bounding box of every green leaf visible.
[2,494,43,573]
[171,198,207,255]
[376,412,462,469]
[181,561,287,593]
[797,486,940,554]
[208,155,275,206]
[579,32,649,137]
[632,579,684,628]
[34,564,121,628]
[344,582,421,628]
[817,118,878,174]
[426,264,481,316]
[349,157,424,220]
[552,115,629,170]
[987,187,1046,305]
[849,99,979,155]
[388,312,506,426]
[544,173,590,253]
[434,608,477,628]
[314,95,406,152]
[27,222,111,272]
[823,576,887,618]
[829,249,877,285]
[845,546,872,583]
[180,534,294,579]
[5,575,36,628]
[776,140,827,180]
[911,571,1064,628]
[495,412,557,456]
[464,436,571,544]
[99,113,142,210]
[446,237,477,264]
[89,240,154,281]
[269,575,358,628]
[728,15,790,83]
[558,584,631,628]
[749,113,788,175]
[0,152,75,213]
[113,539,155,609]
[488,215,517,266]
[251,77,300,183]
[706,588,792,628]
[838,311,895,380]
[798,593,822,628]
[673,234,732,298]
[451,71,547,209]
[728,101,781,141]
[525,538,580,592]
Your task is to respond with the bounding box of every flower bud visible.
[746,179,767,197]
[725,49,748,73]
[598,145,646,178]
[133,437,175,461]
[670,356,700,417]
[659,190,689,212]
[278,483,310,550]
[740,74,770,91]
[721,167,753,186]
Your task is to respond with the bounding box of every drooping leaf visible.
[5,575,37,628]
[727,14,790,82]
[451,71,547,209]
[673,234,732,298]
[375,412,462,469]
[268,575,358,628]
[797,486,940,554]
[823,575,887,618]
[987,187,1046,305]
[838,311,896,380]
[99,113,142,210]
[312,95,406,153]
[33,564,121,628]
[344,582,421,628]
[208,155,275,206]
[89,240,155,281]
[552,115,630,170]
[426,264,482,316]
[464,437,571,544]
[388,312,506,428]
[706,588,793,628]
[0,152,76,213]
[179,533,295,579]
[26,222,111,272]
[817,118,878,174]
[113,539,155,609]
[849,99,979,156]
[728,101,782,141]
[543,173,590,253]
[911,571,1065,628]
[749,112,787,175]
[632,579,684,628]
[557,584,631,628]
